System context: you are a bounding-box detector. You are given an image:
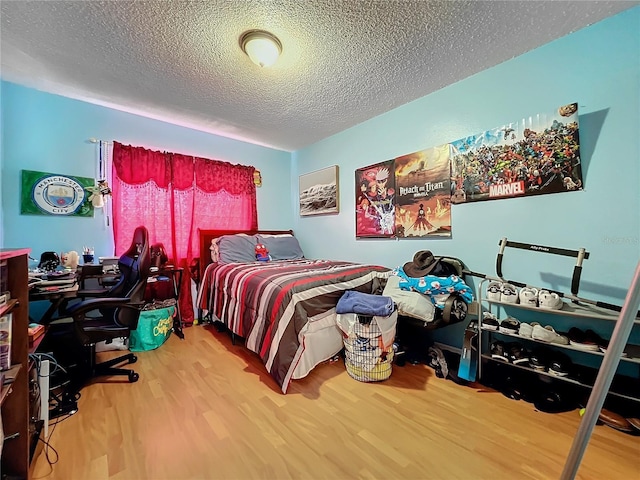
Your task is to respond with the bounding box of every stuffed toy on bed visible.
[255,243,271,262]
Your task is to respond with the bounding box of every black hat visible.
[402,250,438,278]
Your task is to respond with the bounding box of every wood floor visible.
[32,325,639,480]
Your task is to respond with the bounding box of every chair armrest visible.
[76,288,111,297]
[66,297,143,317]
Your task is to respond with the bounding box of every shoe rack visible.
[475,238,640,404]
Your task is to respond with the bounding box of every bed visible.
[195,229,391,393]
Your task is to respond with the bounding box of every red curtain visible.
[112,142,257,324]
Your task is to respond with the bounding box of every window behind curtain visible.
[112,142,258,324]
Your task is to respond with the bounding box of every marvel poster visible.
[355,160,395,237]
[394,145,452,238]
[450,102,583,204]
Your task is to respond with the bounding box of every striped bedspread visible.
[196,259,391,393]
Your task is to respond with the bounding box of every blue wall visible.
[293,8,640,345]
[2,8,638,347]
[0,83,293,262]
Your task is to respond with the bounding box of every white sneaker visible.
[538,290,564,310]
[486,281,503,302]
[519,287,539,307]
[500,283,519,304]
[518,321,539,338]
[532,324,569,344]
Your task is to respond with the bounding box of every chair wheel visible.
[129,355,138,364]
[128,372,139,382]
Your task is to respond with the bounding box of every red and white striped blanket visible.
[196,259,390,392]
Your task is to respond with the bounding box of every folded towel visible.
[336,290,394,317]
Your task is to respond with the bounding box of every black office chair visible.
[75,264,116,298]
[65,225,151,383]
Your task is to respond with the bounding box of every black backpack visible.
[431,256,465,277]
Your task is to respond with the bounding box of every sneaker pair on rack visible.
[538,290,564,310]
[519,322,570,346]
[490,340,531,366]
[518,287,539,307]
[486,281,518,303]
[531,324,570,345]
[515,287,564,309]
[519,321,538,338]
[483,313,519,335]
[487,281,565,310]
[566,327,615,353]
[530,347,572,377]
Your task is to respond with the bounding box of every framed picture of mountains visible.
[299,165,339,216]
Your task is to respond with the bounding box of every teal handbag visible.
[129,306,175,352]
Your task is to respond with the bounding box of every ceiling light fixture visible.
[239,30,282,68]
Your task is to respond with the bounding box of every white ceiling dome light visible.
[239,30,282,68]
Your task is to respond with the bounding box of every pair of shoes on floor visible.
[598,408,640,434]
[486,281,519,304]
[534,388,578,413]
[531,324,569,345]
[628,417,640,432]
[498,374,536,402]
[427,346,449,379]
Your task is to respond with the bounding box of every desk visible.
[29,283,79,324]
[29,267,184,338]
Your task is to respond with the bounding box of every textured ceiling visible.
[1,1,636,151]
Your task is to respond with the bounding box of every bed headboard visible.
[198,228,294,279]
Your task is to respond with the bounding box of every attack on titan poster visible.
[394,145,451,238]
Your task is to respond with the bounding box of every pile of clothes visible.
[383,250,474,326]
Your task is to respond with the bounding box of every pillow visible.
[382,275,435,322]
[214,234,258,264]
[257,234,304,260]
